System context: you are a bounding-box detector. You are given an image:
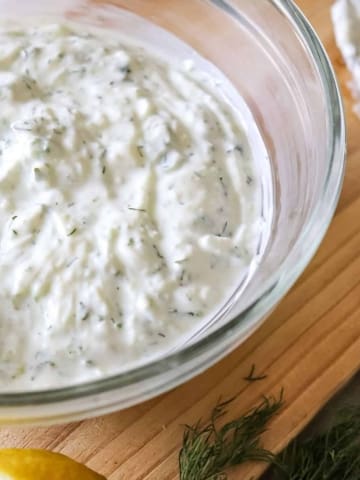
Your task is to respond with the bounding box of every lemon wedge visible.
[0,449,106,479]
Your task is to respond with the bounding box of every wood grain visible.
[1,1,359,479]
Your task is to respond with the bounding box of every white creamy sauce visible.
[0,22,269,390]
[332,0,360,114]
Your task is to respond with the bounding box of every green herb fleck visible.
[137,145,144,158]
[218,221,228,237]
[67,228,77,237]
[81,311,90,322]
[179,269,186,285]
[244,364,268,383]
[24,79,32,90]
[128,207,146,213]
[120,66,132,77]
[153,244,164,260]
[246,176,254,186]
[219,176,228,198]
[186,311,202,317]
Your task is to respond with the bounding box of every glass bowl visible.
[0,0,345,424]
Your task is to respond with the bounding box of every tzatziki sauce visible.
[0,20,271,390]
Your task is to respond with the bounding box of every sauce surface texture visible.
[0,23,264,389]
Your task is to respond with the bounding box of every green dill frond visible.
[179,393,283,480]
[269,406,360,480]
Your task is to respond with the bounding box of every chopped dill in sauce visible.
[0,21,268,389]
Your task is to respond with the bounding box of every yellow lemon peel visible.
[0,449,106,480]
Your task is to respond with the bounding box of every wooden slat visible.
[1,1,359,479]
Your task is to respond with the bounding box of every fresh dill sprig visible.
[179,392,283,480]
[268,405,360,480]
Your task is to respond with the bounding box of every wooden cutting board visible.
[1,1,360,479]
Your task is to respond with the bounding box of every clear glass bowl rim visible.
[0,0,346,408]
